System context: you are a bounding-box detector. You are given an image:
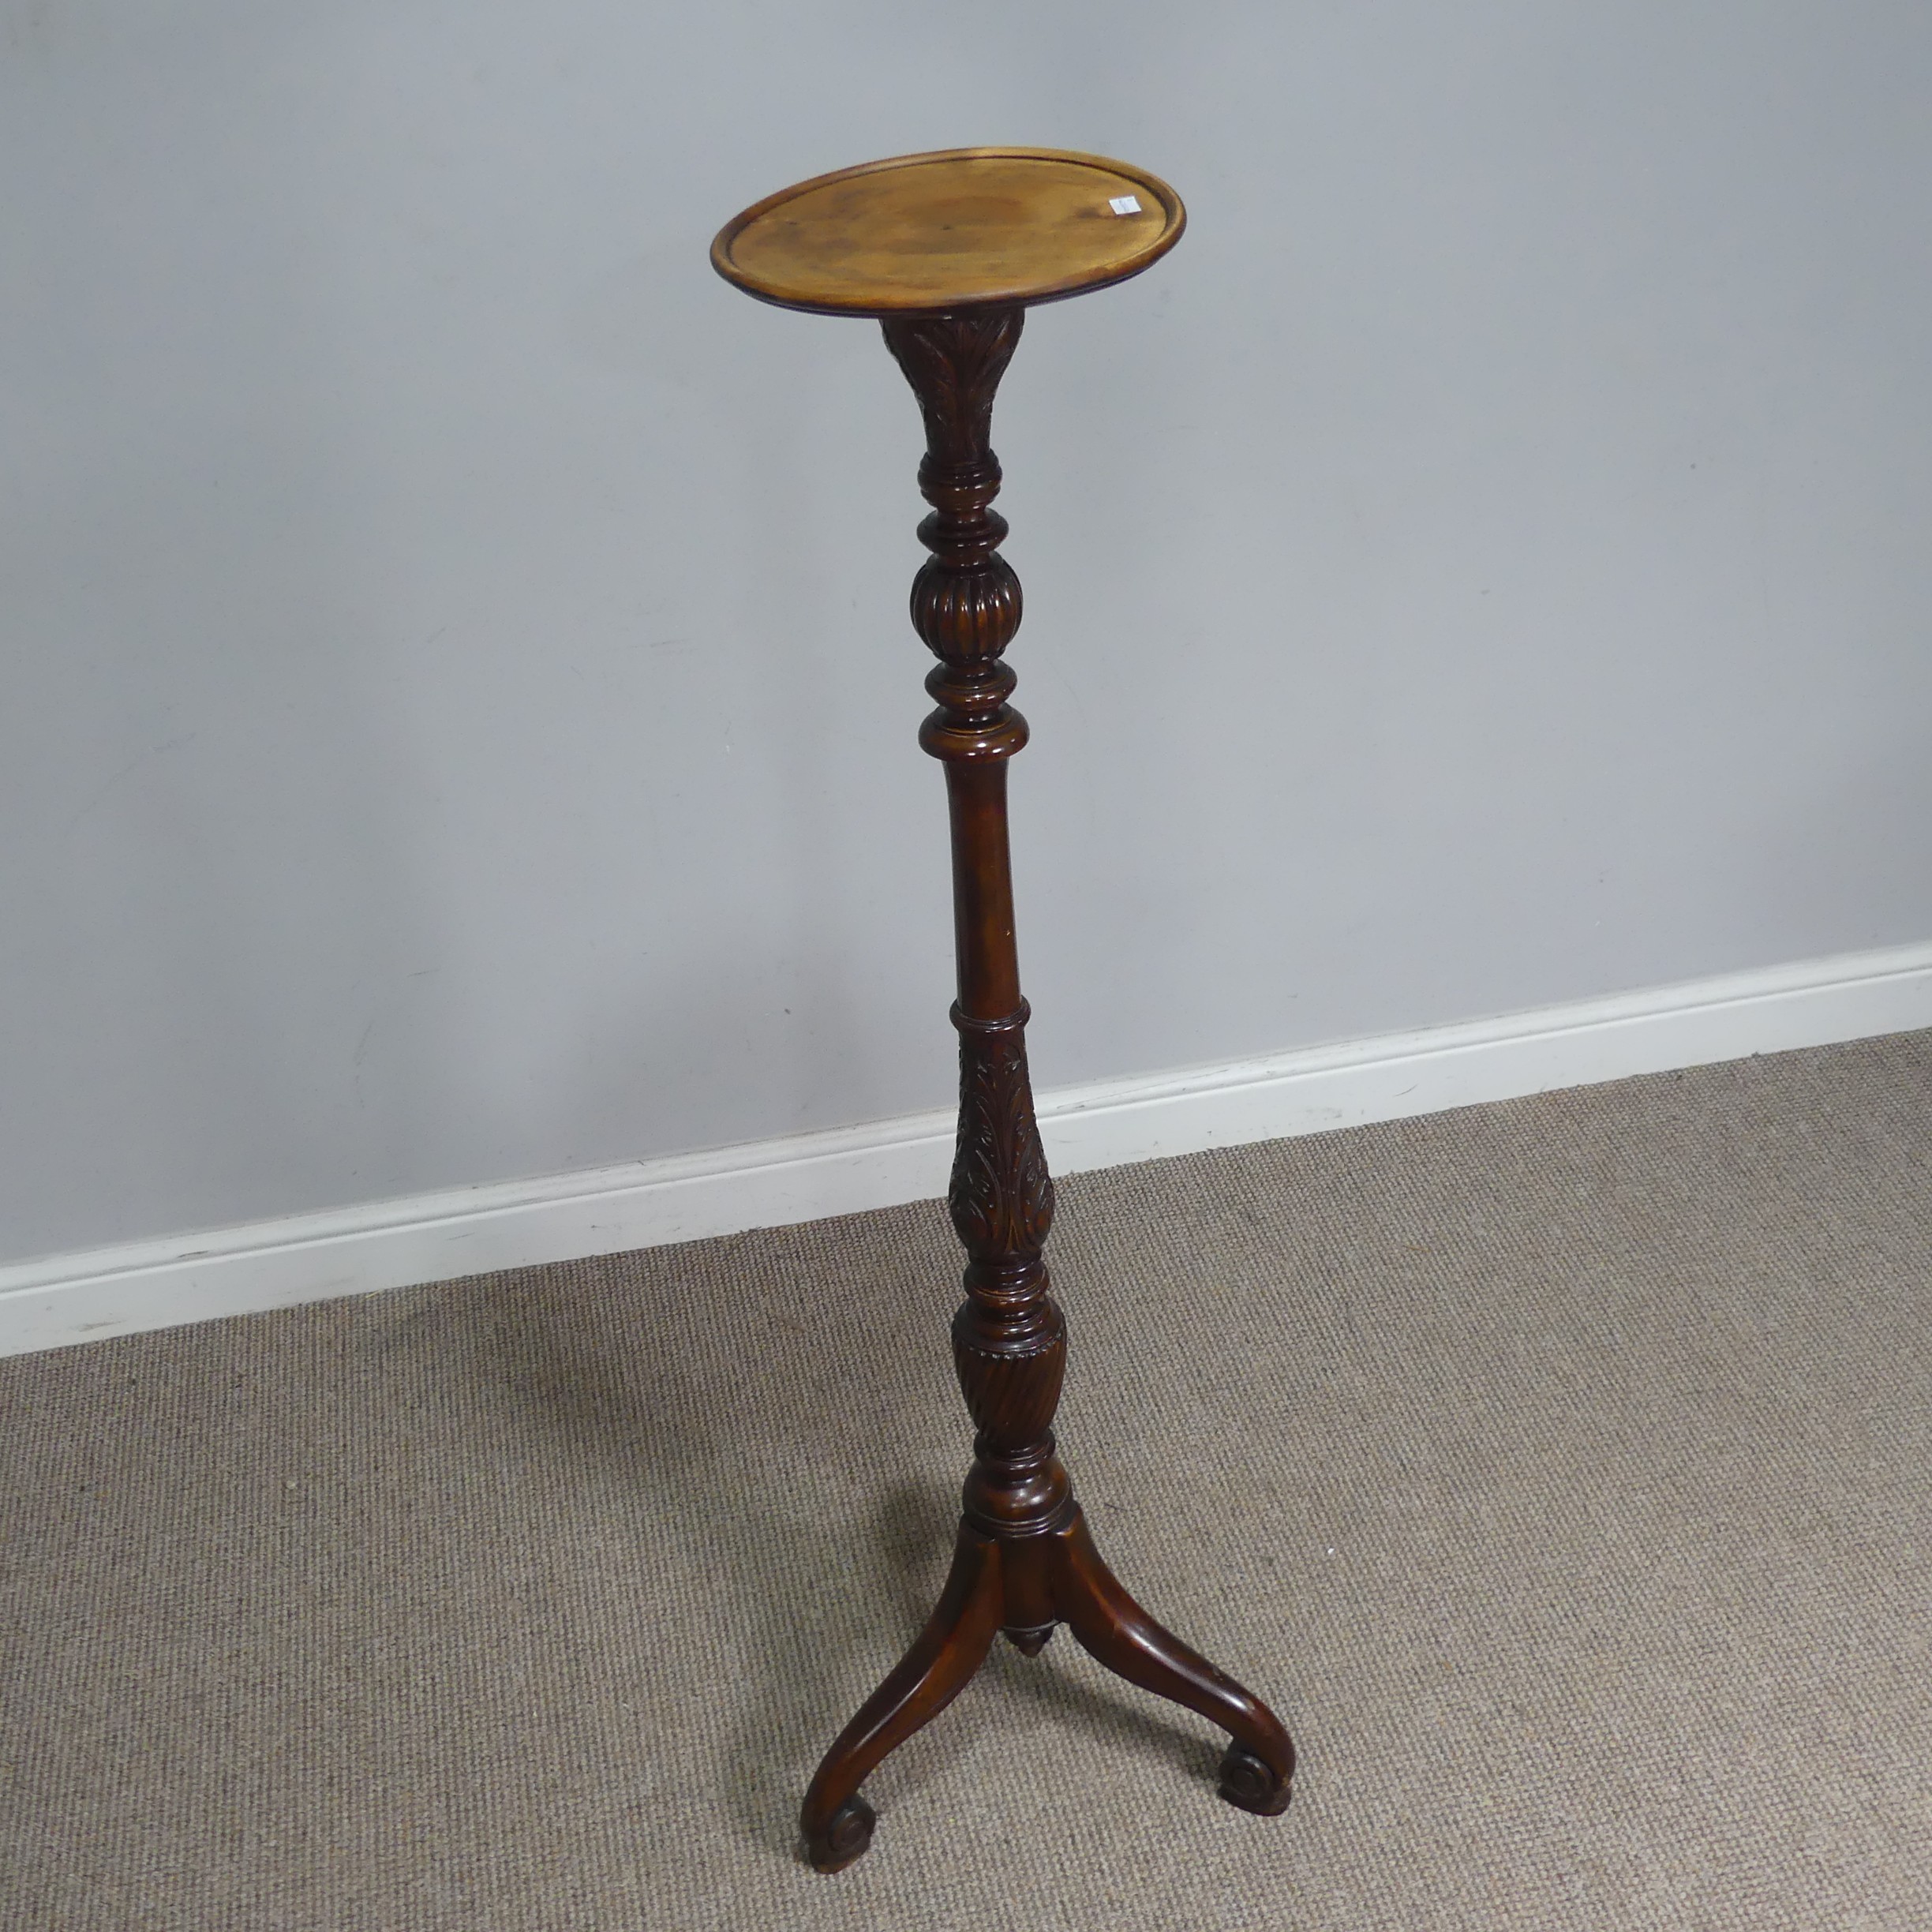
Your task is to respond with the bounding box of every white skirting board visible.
[3,939,1930,1359]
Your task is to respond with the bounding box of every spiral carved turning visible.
[912,556,1020,664]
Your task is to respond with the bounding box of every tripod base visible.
[800,1502,1294,1872]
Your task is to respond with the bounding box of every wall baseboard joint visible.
[4,939,1928,1358]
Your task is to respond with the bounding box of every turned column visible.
[886,308,1073,1593]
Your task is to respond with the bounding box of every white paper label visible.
[1108,194,1142,215]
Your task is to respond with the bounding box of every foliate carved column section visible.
[880,309,1028,766]
[882,305,1022,471]
[948,1005,1056,1278]
[949,1004,1066,1537]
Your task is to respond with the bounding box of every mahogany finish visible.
[711,147,1185,316]
[711,154,1294,1874]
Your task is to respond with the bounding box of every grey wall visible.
[5,1,1930,1264]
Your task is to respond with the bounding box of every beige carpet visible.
[4,1032,1930,1930]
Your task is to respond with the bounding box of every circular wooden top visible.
[711,148,1185,318]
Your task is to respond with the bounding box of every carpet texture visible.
[4,1033,1930,1930]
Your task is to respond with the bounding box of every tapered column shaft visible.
[946,763,1020,1020]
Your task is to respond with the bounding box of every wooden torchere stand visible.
[712,148,1295,1873]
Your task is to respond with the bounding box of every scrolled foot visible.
[803,1793,877,1874]
[1050,1511,1297,1815]
[1217,1743,1293,1817]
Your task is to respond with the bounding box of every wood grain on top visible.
[711,148,1185,317]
